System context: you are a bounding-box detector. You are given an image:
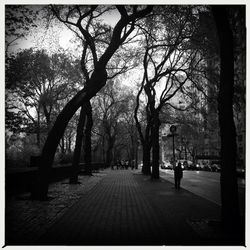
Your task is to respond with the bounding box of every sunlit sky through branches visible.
[6,5,203,111]
[8,6,121,54]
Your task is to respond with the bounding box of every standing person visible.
[174,162,183,190]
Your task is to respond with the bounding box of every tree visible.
[134,81,152,175]
[70,40,93,183]
[119,96,139,168]
[5,5,39,55]
[31,5,153,200]
[6,49,78,148]
[92,81,132,166]
[70,20,140,181]
[69,103,87,183]
[212,5,242,236]
[135,6,202,178]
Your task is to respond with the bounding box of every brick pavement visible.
[35,170,234,246]
[36,170,167,245]
[5,171,107,245]
[6,169,244,246]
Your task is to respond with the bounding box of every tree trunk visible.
[60,136,65,155]
[84,101,93,175]
[212,6,241,233]
[31,68,107,200]
[68,135,72,153]
[102,135,105,163]
[106,138,114,167]
[36,128,40,149]
[142,142,151,175]
[42,104,51,127]
[151,112,160,179]
[36,111,41,148]
[70,104,87,184]
[135,136,138,169]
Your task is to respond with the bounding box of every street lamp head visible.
[170,125,177,134]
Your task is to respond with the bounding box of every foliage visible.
[6,48,80,137]
[5,5,40,54]
[92,81,135,163]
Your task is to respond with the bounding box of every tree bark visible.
[84,101,93,175]
[70,103,87,184]
[42,104,51,127]
[68,134,72,153]
[151,112,160,179]
[141,119,152,175]
[142,141,151,175]
[135,134,138,169]
[212,6,241,233]
[60,136,65,155]
[134,79,151,175]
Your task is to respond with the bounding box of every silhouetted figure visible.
[174,162,183,190]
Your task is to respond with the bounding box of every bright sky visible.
[59,29,73,48]
[59,8,120,48]
[8,6,121,54]
[6,5,202,111]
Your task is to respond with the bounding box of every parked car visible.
[196,163,205,170]
[188,164,198,171]
[165,164,173,170]
[160,163,166,169]
[211,164,221,172]
[178,160,193,170]
[160,161,173,170]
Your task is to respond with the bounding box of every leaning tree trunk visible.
[70,103,87,184]
[212,6,241,233]
[151,112,160,179]
[84,101,93,175]
[31,69,107,200]
[30,6,153,200]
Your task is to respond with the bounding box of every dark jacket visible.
[174,163,183,179]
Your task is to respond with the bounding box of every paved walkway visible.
[5,172,107,245]
[6,169,245,246]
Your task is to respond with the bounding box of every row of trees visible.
[5,49,138,169]
[6,5,245,235]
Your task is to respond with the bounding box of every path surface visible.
[160,169,245,215]
[34,170,241,246]
[6,169,244,246]
[37,170,166,245]
[5,172,106,244]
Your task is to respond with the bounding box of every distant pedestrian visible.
[174,162,183,190]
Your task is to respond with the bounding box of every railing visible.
[5,162,108,197]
